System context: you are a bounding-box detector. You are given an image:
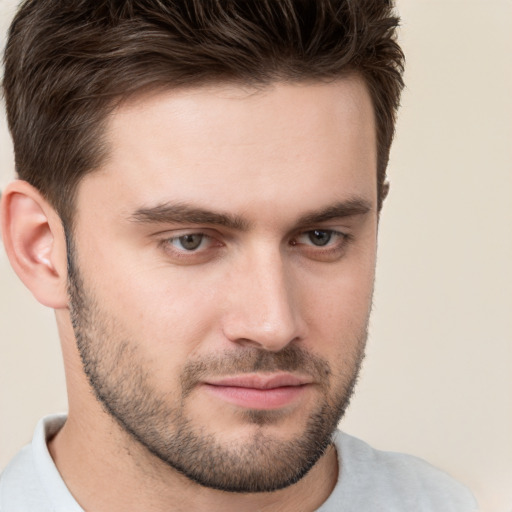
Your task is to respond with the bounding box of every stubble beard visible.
[66,238,368,493]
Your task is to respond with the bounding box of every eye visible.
[163,233,214,253]
[294,229,345,247]
[305,230,333,247]
[157,231,224,265]
[171,233,206,251]
[290,228,351,262]
[157,228,227,264]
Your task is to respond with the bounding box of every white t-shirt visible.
[0,415,478,511]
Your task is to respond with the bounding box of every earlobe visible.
[1,180,69,309]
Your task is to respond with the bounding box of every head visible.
[1,0,404,495]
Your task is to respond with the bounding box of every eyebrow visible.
[296,198,372,226]
[130,203,249,230]
[129,197,372,230]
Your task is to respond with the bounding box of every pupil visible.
[179,234,203,250]
[310,230,331,246]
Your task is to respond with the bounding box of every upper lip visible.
[203,373,312,389]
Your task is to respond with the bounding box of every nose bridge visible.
[223,243,303,350]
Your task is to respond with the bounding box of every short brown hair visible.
[3,0,404,223]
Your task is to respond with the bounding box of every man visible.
[0,1,477,510]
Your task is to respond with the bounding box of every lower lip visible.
[202,384,308,410]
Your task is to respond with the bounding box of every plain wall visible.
[1,0,511,510]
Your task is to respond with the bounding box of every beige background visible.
[1,0,511,510]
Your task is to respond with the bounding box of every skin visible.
[1,77,378,511]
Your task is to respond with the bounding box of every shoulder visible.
[0,414,82,512]
[0,444,50,512]
[318,431,478,512]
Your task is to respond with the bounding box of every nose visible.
[222,248,306,352]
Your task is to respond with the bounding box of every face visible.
[67,79,378,492]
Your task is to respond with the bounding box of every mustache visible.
[180,345,331,398]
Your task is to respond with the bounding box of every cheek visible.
[79,243,223,367]
[303,253,375,324]
[110,275,219,349]
[82,272,220,397]
[297,257,375,367]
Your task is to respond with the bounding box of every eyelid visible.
[152,226,214,237]
[162,230,213,243]
[152,225,226,240]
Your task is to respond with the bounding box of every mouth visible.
[201,373,313,410]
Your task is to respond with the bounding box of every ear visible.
[382,181,390,202]
[1,180,69,309]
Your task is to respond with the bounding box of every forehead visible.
[78,78,377,223]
